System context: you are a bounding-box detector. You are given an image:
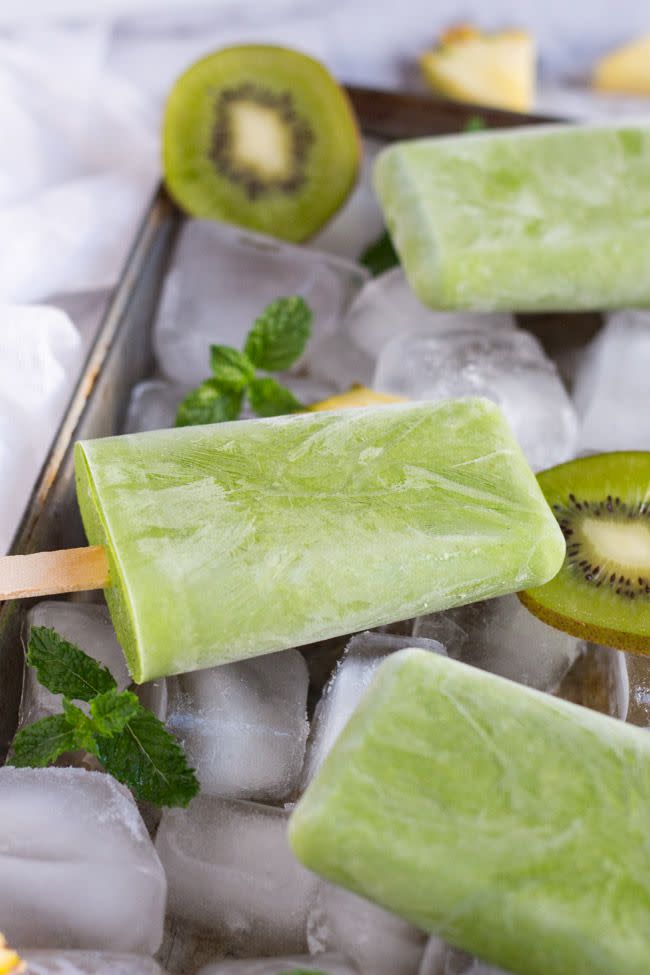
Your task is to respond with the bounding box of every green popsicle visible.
[75,400,564,682]
[374,122,650,311]
[289,648,650,975]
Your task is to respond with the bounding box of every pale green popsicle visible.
[374,122,650,311]
[289,649,650,975]
[74,400,564,682]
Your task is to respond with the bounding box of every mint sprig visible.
[464,114,487,131]
[360,230,399,276]
[27,626,116,701]
[176,295,312,427]
[279,970,331,975]
[248,377,304,418]
[176,381,243,427]
[244,296,312,371]
[10,627,199,808]
[11,713,78,767]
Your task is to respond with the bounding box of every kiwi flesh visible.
[162,45,361,242]
[519,452,650,652]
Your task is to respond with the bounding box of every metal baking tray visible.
[0,85,602,762]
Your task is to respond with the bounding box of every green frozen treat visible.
[374,123,650,311]
[75,400,563,682]
[289,649,650,975]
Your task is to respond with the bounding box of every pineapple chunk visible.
[308,386,406,412]
[420,26,535,112]
[594,35,650,95]
[0,936,24,975]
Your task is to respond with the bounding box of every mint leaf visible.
[209,345,255,390]
[96,705,199,807]
[279,970,331,975]
[27,626,116,701]
[62,698,97,754]
[465,114,486,131]
[10,714,78,767]
[244,296,312,371]
[360,230,399,276]
[90,689,140,737]
[176,380,243,427]
[248,377,303,418]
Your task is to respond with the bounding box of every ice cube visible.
[123,379,188,434]
[166,649,309,801]
[19,950,164,975]
[344,269,515,362]
[154,220,368,387]
[309,136,386,260]
[196,954,358,975]
[21,601,131,728]
[0,767,165,952]
[155,795,318,955]
[573,310,650,452]
[625,651,650,727]
[413,595,583,692]
[373,329,578,471]
[302,632,445,784]
[278,374,339,409]
[308,881,426,975]
[556,643,629,719]
[0,305,83,553]
[419,939,511,975]
[301,329,375,392]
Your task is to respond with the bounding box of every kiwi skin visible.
[162,44,362,242]
[519,451,650,654]
[519,590,650,654]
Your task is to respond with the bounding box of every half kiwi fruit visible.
[162,45,361,242]
[519,452,650,652]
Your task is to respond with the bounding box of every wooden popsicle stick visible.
[0,546,110,600]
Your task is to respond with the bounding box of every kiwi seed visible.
[210,82,314,200]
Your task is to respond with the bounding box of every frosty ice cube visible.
[309,136,386,260]
[419,938,511,974]
[19,950,165,975]
[302,632,445,784]
[308,881,426,975]
[196,954,358,974]
[154,220,367,386]
[413,594,583,693]
[156,795,318,955]
[21,601,131,728]
[166,649,309,801]
[373,329,578,471]
[573,309,650,452]
[344,268,515,361]
[123,379,188,434]
[0,767,165,952]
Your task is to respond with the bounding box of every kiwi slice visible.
[520,452,650,652]
[162,45,361,242]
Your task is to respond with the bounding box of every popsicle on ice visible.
[289,649,650,975]
[374,122,650,311]
[68,400,564,682]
